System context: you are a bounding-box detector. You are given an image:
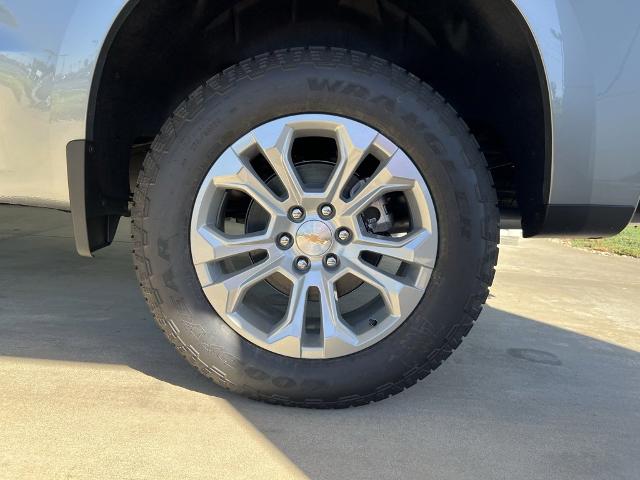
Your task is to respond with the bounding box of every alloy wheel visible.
[190,114,438,359]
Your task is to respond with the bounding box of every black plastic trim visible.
[510,3,554,240]
[66,140,126,257]
[86,0,140,141]
[523,204,636,238]
[499,208,522,230]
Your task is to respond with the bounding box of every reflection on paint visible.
[0,0,126,208]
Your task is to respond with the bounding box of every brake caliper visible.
[350,179,394,234]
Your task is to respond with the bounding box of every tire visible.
[132,47,499,408]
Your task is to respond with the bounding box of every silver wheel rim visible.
[190,114,438,359]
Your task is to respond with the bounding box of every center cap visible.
[296,221,333,256]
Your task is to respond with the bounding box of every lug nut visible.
[336,228,351,243]
[319,204,334,219]
[324,254,339,269]
[290,207,304,222]
[295,257,310,272]
[277,233,293,249]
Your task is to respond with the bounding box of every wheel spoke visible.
[343,258,423,318]
[210,149,285,215]
[251,123,306,204]
[191,225,274,266]
[353,229,437,269]
[267,277,309,357]
[323,123,380,201]
[342,150,416,216]
[318,274,359,357]
[203,252,285,313]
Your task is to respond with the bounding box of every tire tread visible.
[132,47,499,408]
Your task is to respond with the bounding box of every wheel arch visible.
[80,0,553,254]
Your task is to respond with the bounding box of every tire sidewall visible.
[137,51,492,403]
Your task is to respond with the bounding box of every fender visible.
[513,0,640,235]
[59,1,130,255]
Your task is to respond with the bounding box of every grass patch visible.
[570,225,640,258]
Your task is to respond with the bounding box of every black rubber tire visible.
[132,47,499,408]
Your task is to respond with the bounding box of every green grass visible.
[570,225,640,258]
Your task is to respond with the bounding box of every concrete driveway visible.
[1,205,639,480]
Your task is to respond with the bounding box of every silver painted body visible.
[1,0,639,211]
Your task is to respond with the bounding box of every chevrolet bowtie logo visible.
[296,221,333,256]
[301,233,330,245]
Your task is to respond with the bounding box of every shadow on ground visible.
[1,205,639,479]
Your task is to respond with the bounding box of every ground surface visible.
[0,205,639,480]
[570,224,640,258]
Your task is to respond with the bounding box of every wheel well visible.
[88,0,550,228]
